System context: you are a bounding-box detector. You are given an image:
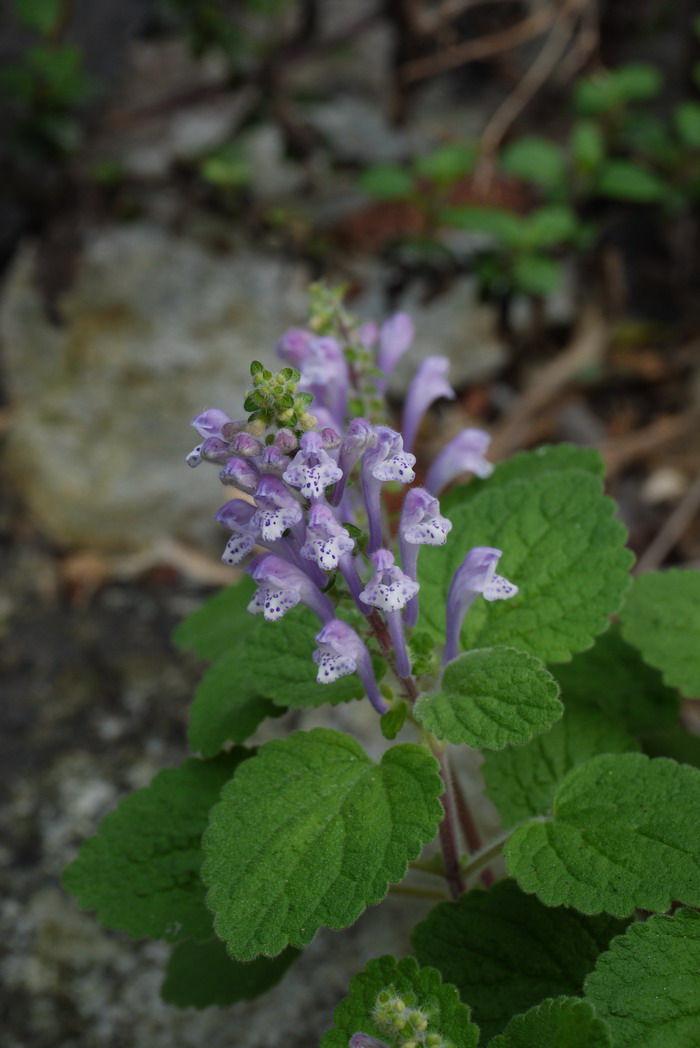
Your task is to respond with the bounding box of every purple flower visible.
[219,456,260,492]
[401,356,455,454]
[283,431,343,500]
[444,546,518,664]
[190,408,232,440]
[301,503,354,571]
[274,429,298,454]
[360,549,419,677]
[257,445,290,476]
[357,321,378,349]
[361,427,416,552]
[200,436,234,465]
[399,488,452,628]
[360,549,419,613]
[378,312,414,376]
[229,432,264,458]
[329,418,376,507]
[215,499,259,565]
[276,327,315,368]
[425,427,494,496]
[251,476,303,542]
[349,1038,390,1048]
[185,443,203,468]
[248,554,333,623]
[313,619,387,714]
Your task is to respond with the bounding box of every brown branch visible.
[634,470,700,574]
[475,0,581,184]
[599,413,700,479]
[399,4,558,84]
[413,0,535,37]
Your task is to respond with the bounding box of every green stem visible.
[460,818,545,882]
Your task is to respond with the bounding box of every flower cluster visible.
[187,297,517,715]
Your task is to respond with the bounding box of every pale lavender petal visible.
[301,503,354,571]
[219,457,259,492]
[185,443,203,467]
[190,408,231,439]
[248,553,333,623]
[251,476,303,541]
[483,573,519,601]
[221,533,257,565]
[313,619,387,713]
[444,546,516,664]
[283,431,342,500]
[378,312,414,375]
[425,427,494,496]
[230,432,264,458]
[359,549,419,613]
[400,487,452,547]
[276,327,314,368]
[357,321,379,349]
[401,356,456,453]
[200,436,234,465]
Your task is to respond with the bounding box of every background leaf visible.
[584,909,700,1047]
[321,955,479,1048]
[62,751,247,942]
[596,161,666,202]
[359,164,414,200]
[161,938,299,1008]
[489,996,612,1048]
[173,578,257,661]
[512,254,561,296]
[412,880,626,1043]
[505,753,700,916]
[202,729,443,959]
[620,568,700,697]
[414,646,562,750]
[419,469,633,663]
[500,137,566,190]
[483,702,639,825]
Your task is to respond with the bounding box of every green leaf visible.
[13,0,61,33]
[512,254,561,296]
[505,753,700,917]
[414,143,477,182]
[202,729,443,960]
[620,568,700,697]
[173,578,257,661]
[441,206,526,246]
[188,644,278,757]
[161,938,299,1008]
[62,752,247,942]
[414,647,562,750]
[610,62,663,103]
[233,607,367,709]
[359,164,414,200]
[489,997,612,1048]
[201,144,250,187]
[552,623,680,734]
[418,469,633,663]
[412,880,626,1043]
[596,161,666,202]
[584,909,700,1047]
[483,701,639,825]
[670,102,699,149]
[321,955,479,1048]
[500,137,566,190]
[571,120,606,171]
[642,724,700,767]
[525,206,579,247]
[442,444,604,513]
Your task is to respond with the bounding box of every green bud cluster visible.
[372,987,452,1048]
[243,360,317,434]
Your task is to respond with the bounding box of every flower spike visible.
[313,619,387,714]
[401,356,455,454]
[247,554,333,623]
[444,546,518,664]
[283,431,343,500]
[399,488,453,627]
[425,427,494,495]
[215,499,259,565]
[219,456,259,492]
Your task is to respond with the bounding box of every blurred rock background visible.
[1,0,700,1045]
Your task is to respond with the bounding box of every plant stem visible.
[432,746,465,900]
[449,754,494,888]
[389,883,450,901]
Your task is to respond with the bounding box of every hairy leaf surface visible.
[202,729,443,960]
[320,955,478,1048]
[414,647,562,750]
[620,568,700,697]
[63,751,247,942]
[489,997,612,1048]
[419,470,632,663]
[584,909,700,1047]
[506,753,700,916]
[412,880,626,1042]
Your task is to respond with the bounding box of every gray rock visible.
[0,226,311,551]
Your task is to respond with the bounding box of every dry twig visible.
[634,470,700,574]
